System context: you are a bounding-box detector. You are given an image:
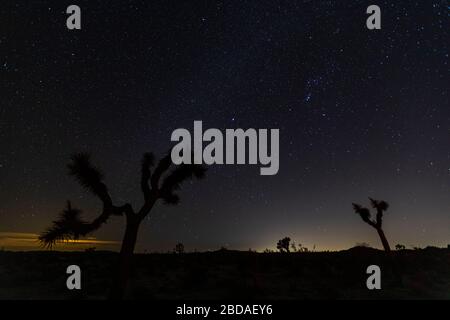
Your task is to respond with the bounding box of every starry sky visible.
[1,0,449,252]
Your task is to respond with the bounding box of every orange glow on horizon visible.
[0,232,120,251]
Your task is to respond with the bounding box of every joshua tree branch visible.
[137,197,157,220]
[159,163,206,205]
[79,203,133,233]
[39,201,134,247]
[40,153,137,246]
[352,203,377,228]
[375,208,383,228]
[369,198,389,228]
[150,153,172,190]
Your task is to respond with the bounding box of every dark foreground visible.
[0,247,449,300]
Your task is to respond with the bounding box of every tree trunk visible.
[108,215,141,300]
[376,227,391,253]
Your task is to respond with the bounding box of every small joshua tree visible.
[352,198,391,252]
[39,152,205,299]
[174,242,185,254]
[277,237,291,253]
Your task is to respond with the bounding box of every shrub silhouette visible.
[277,237,291,253]
[39,152,206,299]
[174,242,185,254]
[299,245,309,253]
[290,241,297,252]
[289,241,309,252]
[395,244,406,250]
[352,198,391,252]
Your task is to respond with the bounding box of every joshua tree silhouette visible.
[39,152,206,299]
[352,198,391,252]
[174,242,185,254]
[277,237,291,253]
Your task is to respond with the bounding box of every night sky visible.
[1,0,449,252]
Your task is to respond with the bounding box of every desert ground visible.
[0,247,449,300]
